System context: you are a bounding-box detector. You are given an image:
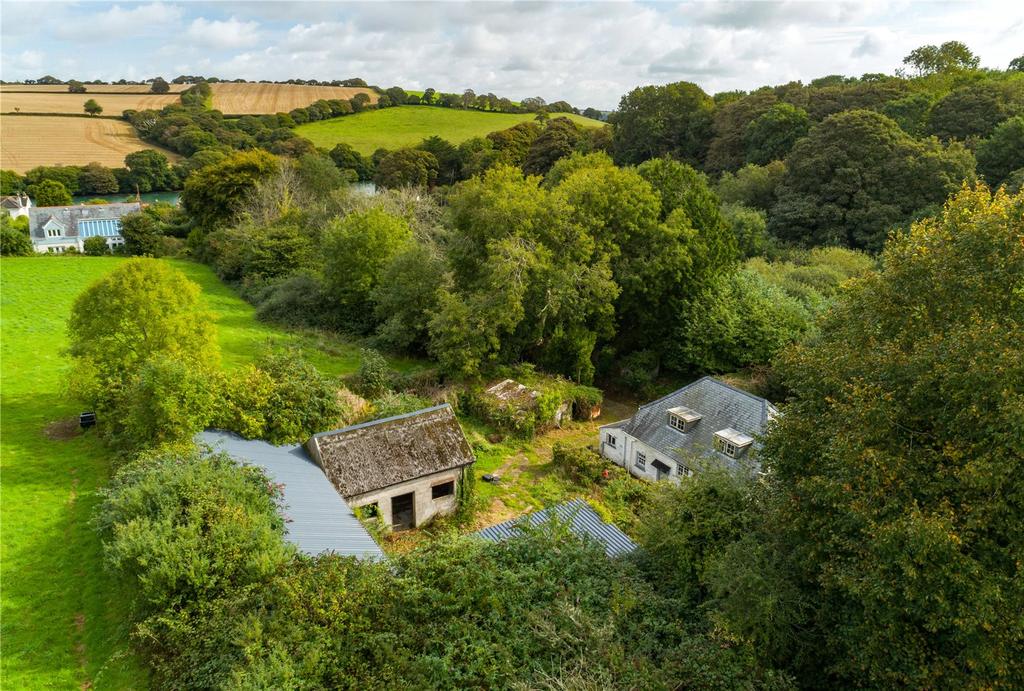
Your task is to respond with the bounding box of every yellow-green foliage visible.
[66,258,219,411]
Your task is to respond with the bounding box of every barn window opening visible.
[605,433,617,448]
[432,480,455,499]
[362,502,379,518]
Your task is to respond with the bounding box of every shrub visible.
[635,467,756,605]
[0,218,33,256]
[115,356,220,451]
[216,351,341,443]
[353,348,398,397]
[552,442,606,485]
[95,448,292,618]
[254,274,335,329]
[82,236,109,256]
[215,365,276,439]
[134,528,784,689]
[368,391,432,420]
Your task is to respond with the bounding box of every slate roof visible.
[1,194,28,209]
[28,202,140,239]
[609,376,778,471]
[307,404,475,498]
[197,430,384,560]
[476,499,637,558]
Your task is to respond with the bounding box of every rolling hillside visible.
[296,106,603,154]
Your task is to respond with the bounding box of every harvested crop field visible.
[209,82,378,114]
[0,84,189,93]
[0,92,181,114]
[0,116,178,172]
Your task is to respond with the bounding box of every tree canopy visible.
[712,185,1024,687]
[769,109,975,251]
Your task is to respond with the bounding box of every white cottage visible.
[27,202,140,253]
[1,193,31,220]
[599,377,778,481]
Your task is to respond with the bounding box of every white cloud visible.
[2,1,1023,109]
[186,16,262,50]
[53,2,184,41]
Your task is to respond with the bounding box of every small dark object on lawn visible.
[79,412,97,429]
[482,474,500,483]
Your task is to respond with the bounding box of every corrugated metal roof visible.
[476,499,638,558]
[197,430,384,560]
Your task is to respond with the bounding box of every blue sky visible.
[1,1,1021,109]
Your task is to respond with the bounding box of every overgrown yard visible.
[0,256,417,688]
[379,398,645,554]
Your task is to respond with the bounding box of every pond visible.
[70,191,181,205]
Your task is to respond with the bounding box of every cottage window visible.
[668,414,686,432]
[46,227,61,238]
[677,464,692,477]
[605,433,617,448]
[635,451,646,470]
[432,480,455,499]
[713,436,738,457]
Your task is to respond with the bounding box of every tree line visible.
[611,43,1023,251]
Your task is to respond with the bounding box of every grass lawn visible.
[1,257,145,689]
[0,256,417,688]
[296,105,602,155]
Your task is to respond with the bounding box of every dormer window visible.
[42,217,65,238]
[713,428,754,458]
[667,406,701,433]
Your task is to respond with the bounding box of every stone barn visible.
[306,404,475,531]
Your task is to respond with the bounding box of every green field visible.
[0,256,416,688]
[296,105,602,154]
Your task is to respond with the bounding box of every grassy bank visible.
[0,256,416,688]
[296,105,602,154]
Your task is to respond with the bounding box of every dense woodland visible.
[3,42,1024,689]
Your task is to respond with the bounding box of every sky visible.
[1,1,1021,109]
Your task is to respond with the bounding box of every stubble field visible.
[209,82,378,114]
[0,115,179,172]
[0,92,181,114]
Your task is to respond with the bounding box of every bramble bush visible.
[217,349,342,443]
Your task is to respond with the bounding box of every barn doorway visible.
[391,492,415,530]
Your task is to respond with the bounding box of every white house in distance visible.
[27,202,140,253]
[1,193,31,220]
[599,377,778,481]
